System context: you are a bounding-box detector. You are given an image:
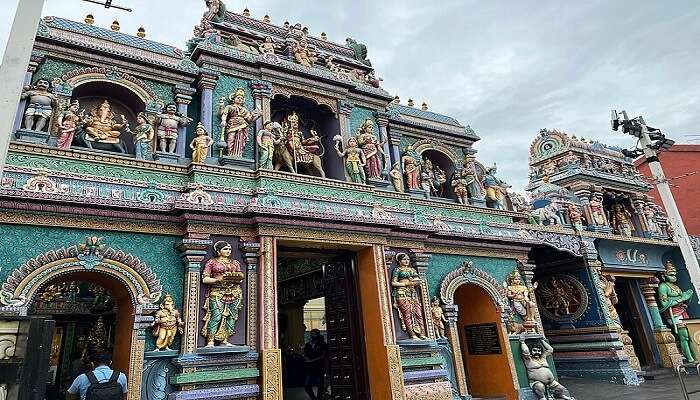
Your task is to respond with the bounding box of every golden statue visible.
[598,274,619,324]
[190,122,213,164]
[83,100,126,143]
[152,294,184,351]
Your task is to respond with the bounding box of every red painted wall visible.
[635,144,700,235]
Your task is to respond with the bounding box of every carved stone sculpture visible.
[80,100,127,153]
[389,162,404,192]
[644,205,660,234]
[276,111,325,177]
[201,241,244,347]
[56,100,81,149]
[293,38,317,67]
[20,78,58,132]
[345,37,372,66]
[567,204,584,232]
[598,274,619,324]
[520,337,574,400]
[658,261,696,362]
[156,103,192,153]
[128,112,154,160]
[391,253,427,340]
[589,193,608,227]
[483,164,510,210]
[355,118,386,180]
[610,203,634,237]
[152,294,184,351]
[190,122,213,164]
[401,145,421,190]
[506,270,538,333]
[430,297,447,339]
[257,121,282,170]
[334,136,366,183]
[219,88,262,158]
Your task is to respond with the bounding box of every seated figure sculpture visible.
[275,112,325,177]
[79,100,127,153]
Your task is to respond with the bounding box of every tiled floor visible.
[562,375,700,400]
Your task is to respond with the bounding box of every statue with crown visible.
[219,87,262,159]
[275,111,325,177]
[658,260,697,362]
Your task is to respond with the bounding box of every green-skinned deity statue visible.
[658,260,696,362]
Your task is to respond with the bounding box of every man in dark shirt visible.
[303,329,328,400]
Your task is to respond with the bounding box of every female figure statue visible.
[391,253,427,340]
[219,87,262,157]
[190,122,213,164]
[590,193,608,226]
[57,100,81,149]
[83,100,125,143]
[257,121,281,170]
[644,205,660,233]
[335,136,366,183]
[610,203,634,236]
[401,145,421,190]
[129,112,154,160]
[152,294,184,351]
[506,270,538,333]
[355,118,386,180]
[389,162,404,192]
[201,241,245,347]
[567,204,584,232]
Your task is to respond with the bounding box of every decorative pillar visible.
[412,252,435,339]
[443,304,469,398]
[128,312,148,400]
[631,194,649,234]
[239,239,261,348]
[258,236,282,399]
[173,85,196,157]
[176,237,211,354]
[13,51,45,134]
[249,80,272,168]
[338,99,354,142]
[518,260,543,333]
[570,183,593,228]
[377,112,391,176]
[640,277,683,368]
[197,70,220,157]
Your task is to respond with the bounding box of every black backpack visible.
[85,370,122,400]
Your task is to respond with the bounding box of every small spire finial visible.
[243,7,251,17]
[421,102,428,111]
[263,14,271,23]
[407,98,415,107]
[137,26,146,38]
[84,14,95,25]
[110,20,120,31]
[393,95,400,104]
[320,32,327,40]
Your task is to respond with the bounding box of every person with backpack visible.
[66,351,127,400]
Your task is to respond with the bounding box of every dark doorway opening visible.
[277,248,370,400]
[615,278,655,367]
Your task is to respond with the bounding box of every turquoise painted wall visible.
[426,253,516,298]
[212,75,254,158]
[349,106,377,137]
[0,224,183,307]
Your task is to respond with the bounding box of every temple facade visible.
[0,2,697,400]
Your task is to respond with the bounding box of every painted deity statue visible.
[256,121,282,170]
[506,270,538,333]
[541,159,558,176]
[201,241,245,347]
[57,100,81,149]
[293,38,318,67]
[589,193,608,227]
[433,164,446,196]
[127,112,154,160]
[277,112,325,176]
[219,88,262,158]
[390,162,404,192]
[354,118,386,180]
[420,159,435,197]
[156,103,192,153]
[335,136,367,183]
[610,203,634,237]
[391,253,427,340]
[598,274,620,325]
[452,173,469,205]
[483,164,510,210]
[259,36,276,55]
[21,78,58,132]
[567,204,584,232]
[401,145,422,190]
[190,122,213,164]
[520,337,573,400]
[83,100,126,143]
[644,205,660,234]
[658,260,696,362]
[152,294,184,351]
[461,155,484,201]
[430,297,448,339]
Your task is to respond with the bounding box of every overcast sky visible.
[1,0,699,190]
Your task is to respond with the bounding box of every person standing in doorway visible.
[303,329,328,400]
[66,351,127,400]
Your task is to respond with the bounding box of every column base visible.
[153,151,182,165]
[15,128,50,145]
[219,156,255,170]
[620,330,642,372]
[655,327,684,368]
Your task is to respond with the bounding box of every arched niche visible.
[270,94,344,180]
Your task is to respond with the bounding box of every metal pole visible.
[0,0,45,178]
[639,124,700,300]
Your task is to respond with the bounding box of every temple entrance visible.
[455,283,515,400]
[29,272,135,400]
[277,248,369,400]
[615,278,657,367]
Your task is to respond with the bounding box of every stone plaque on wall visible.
[464,323,501,355]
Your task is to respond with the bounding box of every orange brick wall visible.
[635,144,700,236]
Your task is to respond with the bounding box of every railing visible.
[677,363,700,400]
